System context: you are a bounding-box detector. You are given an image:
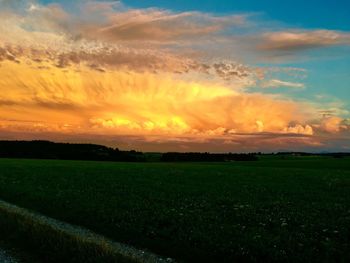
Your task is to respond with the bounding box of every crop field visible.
[0,157,350,262]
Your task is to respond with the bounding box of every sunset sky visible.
[0,0,349,152]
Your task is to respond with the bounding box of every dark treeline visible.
[1,141,348,162]
[276,152,350,158]
[161,152,258,162]
[0,141,145,162]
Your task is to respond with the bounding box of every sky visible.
[0,0,349,152]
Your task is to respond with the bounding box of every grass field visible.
[0,157,350,262]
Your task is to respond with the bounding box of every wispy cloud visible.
[260,79,305,89]
[82,10,246,43]
[257,30,350,52]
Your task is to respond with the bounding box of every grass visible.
[0,157,350,262]
[0,199,169,263]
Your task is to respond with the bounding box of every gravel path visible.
[0,248,18,263]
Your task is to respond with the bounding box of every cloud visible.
[0,0,349,152]
[0,59,314,137]
[0,56,348,151]
[76,1,248,43]
[257,30,350,52]
[320,116,349,133]
[0,2,255,83]
[260,79,305,89]
[283,124,313,135]
[0,0,247,44]
[84,11,216,42]
[212,62,256,81]
[0,0,31,10]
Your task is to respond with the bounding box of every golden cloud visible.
[0,58,317,140]
[0,0,349,151]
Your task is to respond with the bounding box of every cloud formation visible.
[283,124,313,135]
[0,0,349,151]
[80,8,246,43]
[257,30,350,52]
[320,116,349,133]
[0,60,308,135]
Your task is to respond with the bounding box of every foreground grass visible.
[0,199,169,263]
[0,157,350,262]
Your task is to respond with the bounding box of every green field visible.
[0,157,350,262]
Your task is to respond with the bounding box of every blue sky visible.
[123,0,350,30]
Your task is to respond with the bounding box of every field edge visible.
[0,199,173,263]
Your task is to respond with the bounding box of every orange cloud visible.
[0,59,312,138]
[283,124,313,135]
[0,1,349,152]
[320,116,348,133]
[258,30,350,52]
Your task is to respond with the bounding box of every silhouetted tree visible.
[0,141,145,162]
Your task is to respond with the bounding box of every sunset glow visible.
[1,0,349,152]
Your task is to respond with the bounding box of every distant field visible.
[0,157,350,262]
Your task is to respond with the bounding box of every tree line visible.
[0,140,145,162]
[0,140,262,162]
[161,152,258,162]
